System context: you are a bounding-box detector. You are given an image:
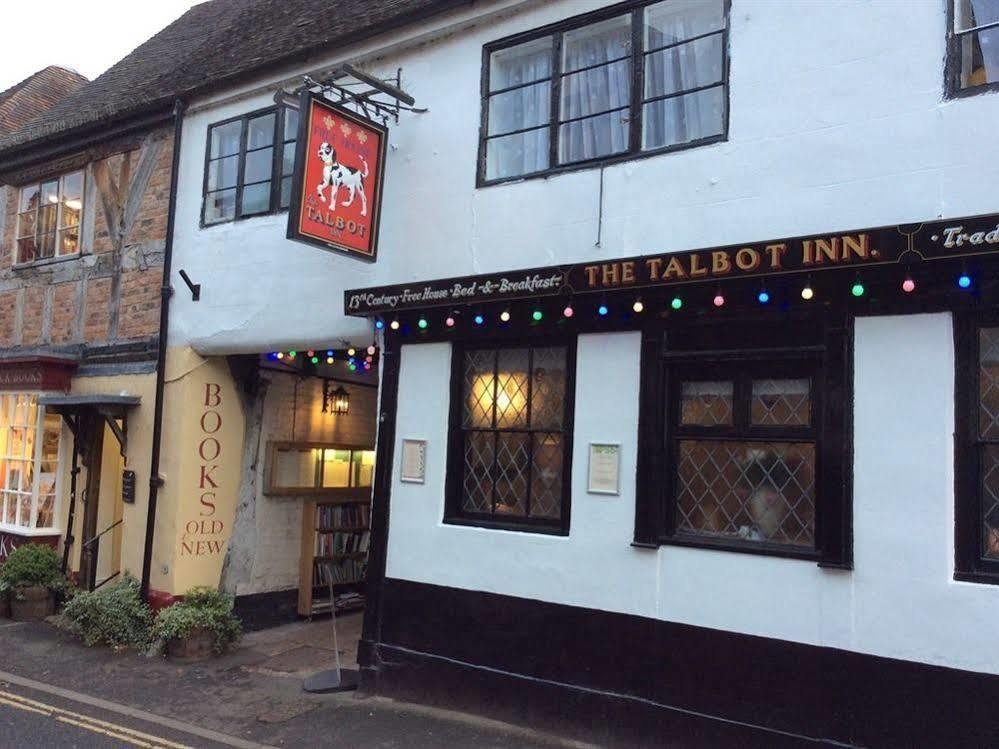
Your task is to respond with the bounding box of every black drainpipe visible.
[141,98,186,602]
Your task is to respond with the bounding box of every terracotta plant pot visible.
[166,626,215,661]
[11,586,55,621]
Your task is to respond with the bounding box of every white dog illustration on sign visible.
[316,142,369,217]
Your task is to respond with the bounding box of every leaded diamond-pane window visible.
[978,327,999,559]
[751,379,811,427]
[676,440,815,547]
[680,381,732,426]
[670,366,817,550]
[449,344,573,530]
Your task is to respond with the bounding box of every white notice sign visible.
[588,443,620,495]
[400,439,426,484]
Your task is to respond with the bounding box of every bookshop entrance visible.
[249,348,378,649]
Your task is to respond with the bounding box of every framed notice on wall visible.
[587,443,620,495]
[400,439,427,484]
[287,92,388,262]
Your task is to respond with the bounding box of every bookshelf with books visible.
[284,442,376,617]
[298,496,372,616]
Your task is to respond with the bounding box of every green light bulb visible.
[532,310,543,321]
[671,297,682,310]
[851,283,864,297]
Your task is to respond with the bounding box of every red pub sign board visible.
[287,93,388,261]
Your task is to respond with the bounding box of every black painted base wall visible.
[361,578,999,748]
[234,588,299,631]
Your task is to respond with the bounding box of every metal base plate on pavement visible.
[302,668,359,694]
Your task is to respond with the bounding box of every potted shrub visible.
[153,587,242,661]
[0,544,67,621]
[0,579,10,619]
[62,575,152,649]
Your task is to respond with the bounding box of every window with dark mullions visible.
[203,106,298,225]
[955,313,999,584]
[480,0,728,184]
[635,315,852,565]
[670,365,819,551]
[445,343,575,533]
[947,0,999,96]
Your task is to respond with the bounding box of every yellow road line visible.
[0,694,51,717]
[0,689,192,749]
[56,714,157,748]
[0,669,273,749]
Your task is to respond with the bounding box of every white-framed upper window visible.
[950,0,999,95]
[480,0,728,184]
[0,393,61,532]
[15,170,85,264]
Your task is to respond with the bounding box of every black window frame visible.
[477,0,731,187]
[634,312,853,567]
[200,105,298,227]
[444,338,577,535]
[945,0,999,99]
[954,309,999,584]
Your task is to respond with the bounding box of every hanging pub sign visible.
[287,92,388,262]
[344,212,999,314]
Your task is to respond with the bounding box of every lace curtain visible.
[972,0,999,82]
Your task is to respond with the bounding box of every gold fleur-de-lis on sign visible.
[340,123,353,137]
[323,115,334,130]
[356,131,368,144]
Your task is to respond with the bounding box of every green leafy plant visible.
[0,544,67,596]
[62,575,152,648]
[152,587,242,654]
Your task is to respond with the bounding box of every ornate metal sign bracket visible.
[286,66,425,126]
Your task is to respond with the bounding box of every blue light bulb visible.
[375,319,385,330]
[474,314,484,325]
[757,291,770,304]
[958,273,972,289]
[597,304,609,316]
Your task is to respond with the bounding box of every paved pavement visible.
[0,618,588,748]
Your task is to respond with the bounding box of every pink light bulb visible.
[902,277,915,293]
[713,294,725,307]
[563,305,574,318]
[445,316,456,328]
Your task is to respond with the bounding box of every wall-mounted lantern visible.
[323,381,350,415]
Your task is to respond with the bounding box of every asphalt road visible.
[0,680,256,749]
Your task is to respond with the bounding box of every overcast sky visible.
[1,0,201,91]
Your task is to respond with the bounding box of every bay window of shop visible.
[955,311,999,584]
[480,0,728,184]
[635,314,852,565]
[444,342,575,534]
[0,394,61,532]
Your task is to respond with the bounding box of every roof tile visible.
[0,0,471,158]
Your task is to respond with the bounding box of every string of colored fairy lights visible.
[372,270,977,332]
[265,347,378,372]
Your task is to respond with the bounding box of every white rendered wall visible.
[386,315,999,677]
[168,0,999,355]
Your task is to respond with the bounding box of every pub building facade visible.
[156,0,999,744]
